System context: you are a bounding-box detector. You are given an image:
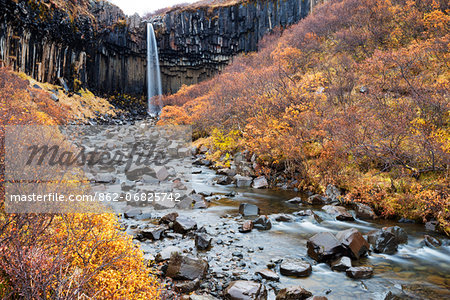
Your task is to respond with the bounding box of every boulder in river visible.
[239,203,260,216]
[354,203,377,220]
[273,214,294,222]
[423,235,442,248]
[253,215,272,230]
[345,266,373,279]
[322,205,354,221]
[160,212,179,224]
[286,197,303,204]
[218,168,237,177]
[166,252,209,280]
[256,269,280,281]
[190,294,219,300]
[195,233,212,250]
[275,286,312,300]
[154,166,170,181]
[225,280,267,300]
[235,174,253,187]
[335,228,370,259]
[367,230,398,254]
[239,220,254,233]
[173,216,197,234]
[306,194,329,205]
[156,246,181,262]
[137,225,167,241]
[383,226,408,244]
[330,256,352,272]
[307,232,345,262]
[174,278,200,293]
[252,176,268,189]
[215,175,232,185]
[280,259,312,277]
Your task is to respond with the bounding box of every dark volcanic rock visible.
[239,220,254,233]
[166,252,208,280]
[174,278,200,293]
[253,215,272,230]
[239,203,260,216]
[280,259,312,277]
[383,226,408,244]
[224,280,267,300]
[160,212,179,224]
[367,230,398,254]
[252,176,268,189]
[195,233,212,250]
[346,266,374,279]
[354,203,377,220]
[286,197,303,204]
[306,194,329,205]
[307,232,345,262]
[173,216,197,233]
[330,256,352,272]
[256,269,280,281]
[335,228,370,259]
[322,205,354,221]
[276,286,312,300]
[423,235,442,248]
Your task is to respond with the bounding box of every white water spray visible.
[147,23,163,117]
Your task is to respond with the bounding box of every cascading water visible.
[147,23,163,117]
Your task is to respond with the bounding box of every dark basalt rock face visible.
[0,0,146,95]
[1,0,323,96]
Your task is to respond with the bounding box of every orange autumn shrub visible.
[160,0,450,233]
[0,67,162,298]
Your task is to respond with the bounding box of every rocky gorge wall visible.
[0,0,323,96]
[0,0,147,95]
[154,0,323,93]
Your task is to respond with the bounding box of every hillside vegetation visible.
[159,0,450,233]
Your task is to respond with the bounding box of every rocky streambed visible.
[78,120,449,300]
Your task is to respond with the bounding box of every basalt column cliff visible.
[0,0,322,96]
[154,0,323,93]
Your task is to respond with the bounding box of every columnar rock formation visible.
[0,0,146,95]
[0,0,323,96]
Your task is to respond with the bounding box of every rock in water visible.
[156,246,181,261]
[173,216,197,233]
[306,194,329,205]
[335,228,370,259]
[367,230,398,254]
[322,205,354,221]
[195,233,212,250]
[354,203,376,220]
[346,266,373,279]
[256,269,280,281]
[307,232,344,262]
[166,252,208,280]
[286,197,303,204]
[280,259,312,277]
[383,226,408,244]
[423,235,442,248]
[275,286,312,300]
[235,174,253,187]
[160,212,179,224]
[239,220,254,233]
[224,280,267,300]
[252,176,268,189]
[253,215,272,230]
[239,203,260,216]
[330,256,352,272]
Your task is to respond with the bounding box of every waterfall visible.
[147,23,163,117]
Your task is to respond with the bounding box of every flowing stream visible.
[82,120,449,299]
